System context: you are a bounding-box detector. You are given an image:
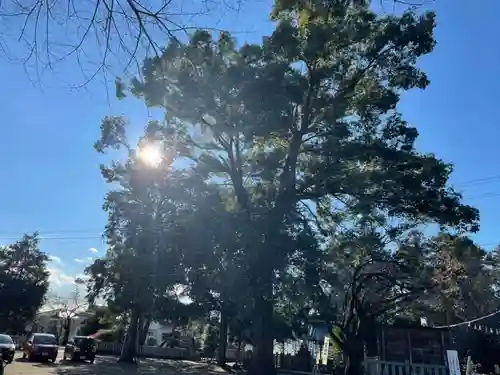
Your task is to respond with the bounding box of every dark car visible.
[63,336,96,363]
[0,335,15,364]
[22,333,58,362]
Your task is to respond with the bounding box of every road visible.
[5,350,227,375]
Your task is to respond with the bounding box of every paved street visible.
[5,350,227,375]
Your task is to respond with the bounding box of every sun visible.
[137,143,162,167]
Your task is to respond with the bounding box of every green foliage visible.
[78,306,116,337]
[0,233,50,334]
[102,0,480,373]
[123,0,477,278]
[311,229,500,375]
[411,233,500,326]
[88,118,208,360]
[202,322,219,358]
[306,227,420,351]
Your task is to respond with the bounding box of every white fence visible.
[365,359,449,375]
[9,336,194,360]
[96,341,193,360]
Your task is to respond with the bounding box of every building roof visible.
[37,307,93,319]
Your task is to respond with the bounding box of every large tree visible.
[0,233,50,334]
[310,226,433,375]
[87,119,218,362]
[111,1,477,373]
[179,185,263,366]
[184,214,246,367]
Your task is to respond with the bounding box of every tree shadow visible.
[15,357,56,365]
[49,356,228,375]
[32,361,58,367]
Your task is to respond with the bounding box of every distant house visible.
[30,308,94,343]
[144,321,175,346]
[145,321,197,348]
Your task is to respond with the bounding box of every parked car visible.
[12,338,21,350]
[0,335,15,363]
[22,333,58,362]
[63,336,97,363]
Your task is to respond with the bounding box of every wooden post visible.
[440,331,446,365]
[465,355,473,375]
[407,330,413,366]
[376,329,381,360]
[381,328,386,361]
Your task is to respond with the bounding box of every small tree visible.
[417,233,500,326]
[0,233,50,334]
[48,278,87,345]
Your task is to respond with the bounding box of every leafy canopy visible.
[111,0,479,372]
[120,5,477,242]
[0,233,50,334]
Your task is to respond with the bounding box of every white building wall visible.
[68,316,87,338]
[33,310,92,343]
[36,310,177,347]
[145,322,174,346]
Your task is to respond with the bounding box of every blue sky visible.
[0,0,498,295]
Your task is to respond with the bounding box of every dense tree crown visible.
[0,233,50,334]
[92,1,481,374]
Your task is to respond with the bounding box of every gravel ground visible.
[5,350,227,375]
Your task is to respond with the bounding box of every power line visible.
[453,174,500,201]
[0,224,181,240]
[432,309,500,329]
[0,229,104,235]
[0,172,498,238]
[456,175,500,188]
[466,192,500,200]
[0,235,103,241]
[0,222,195,239]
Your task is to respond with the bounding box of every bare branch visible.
[0,0,245,86]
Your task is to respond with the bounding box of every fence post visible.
[405,360,411,375]
[465,356,473,375]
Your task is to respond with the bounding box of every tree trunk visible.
[248,293,275,375]
[345,355,364,375]
[119,309,139,363]
[62,318,71,345]
[236,339,242,364]
[344,338,364,375]
[138,316,152,346]
[217,309,228,367]
[56,322,62,344]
